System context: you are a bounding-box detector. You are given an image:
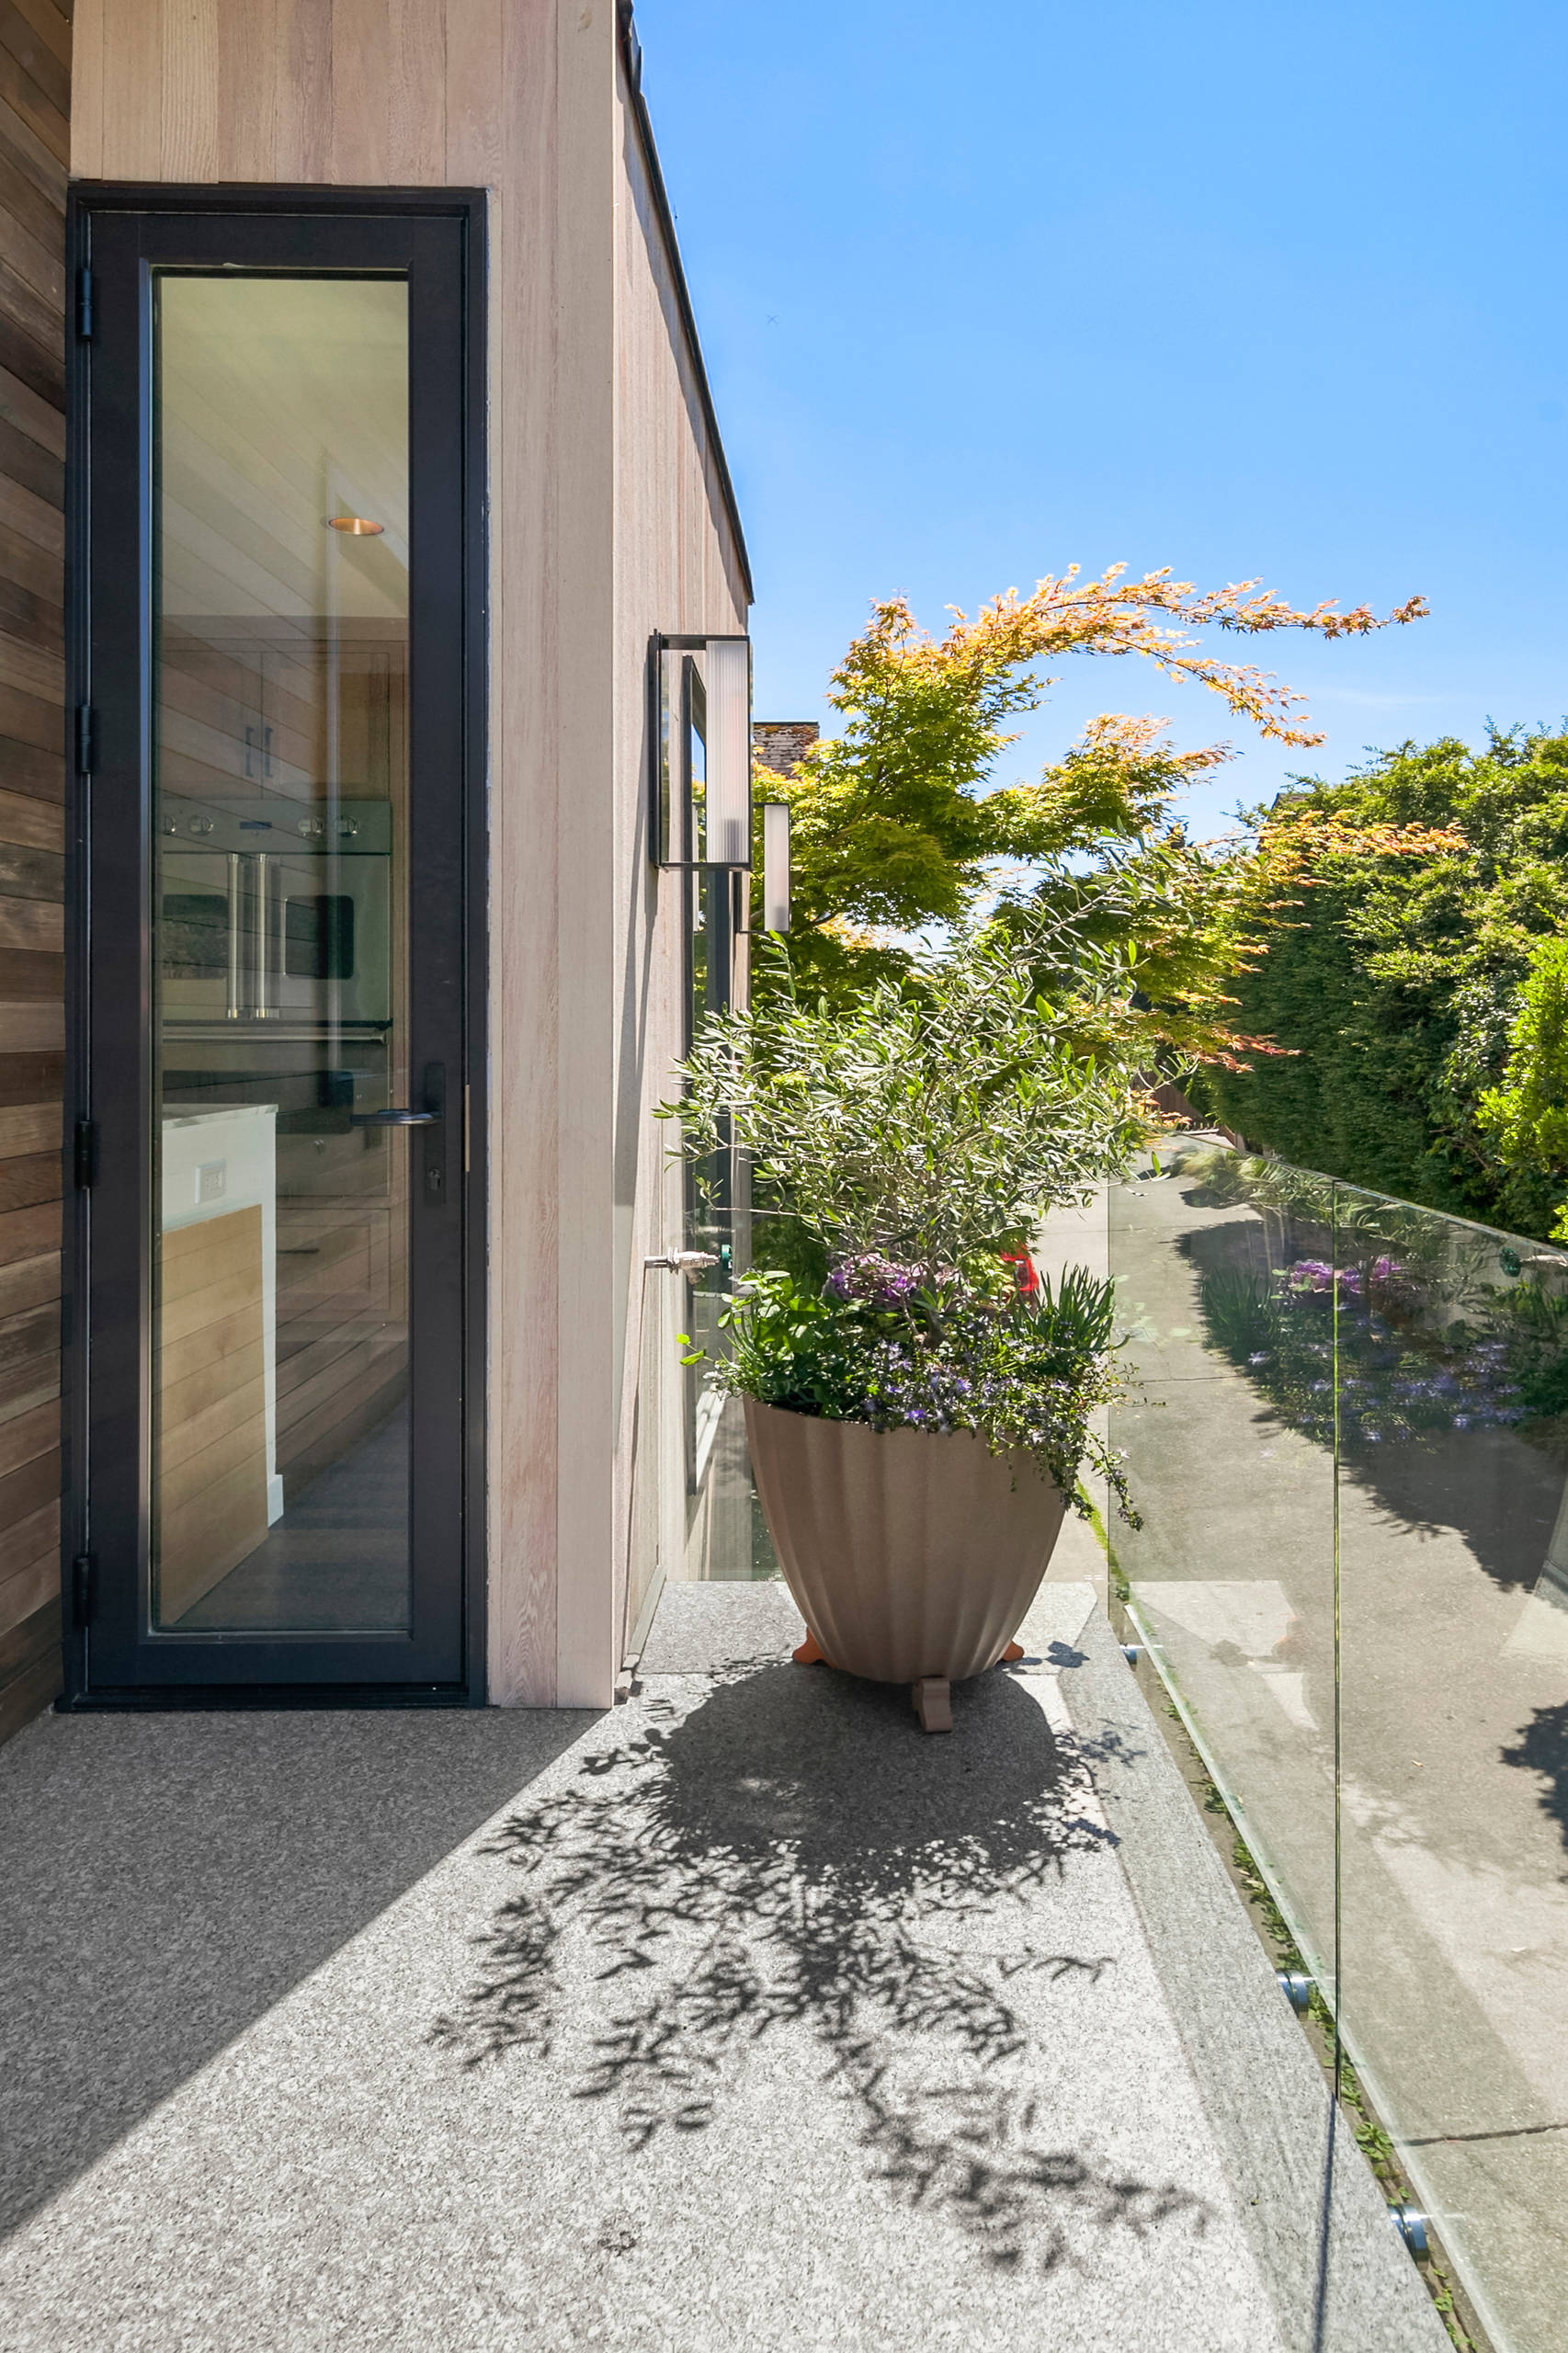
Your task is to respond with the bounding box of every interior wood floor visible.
[172,1400,409,1633]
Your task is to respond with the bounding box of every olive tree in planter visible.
[682,565,1433,1725]
[664,909,1148,1730]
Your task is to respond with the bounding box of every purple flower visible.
[1283,1258,1371,1298]
[826,1253,922,1308]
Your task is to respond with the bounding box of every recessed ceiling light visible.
[325,516,384,536]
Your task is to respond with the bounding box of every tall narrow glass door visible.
[78,200,476,1695]
[151,275,414,1633]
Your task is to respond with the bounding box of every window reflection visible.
[151,275,414,1635]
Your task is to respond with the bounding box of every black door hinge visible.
[72,1552,97,1628]
[75,704,96,775]
[76,267,93,339]
[74,1119,98,1190]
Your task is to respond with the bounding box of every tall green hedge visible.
[1199,729,1568,1239]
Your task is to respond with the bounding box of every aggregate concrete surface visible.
[0,1585,1446,2352]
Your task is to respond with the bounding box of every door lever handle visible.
[644,1249,720,1274]
[352,1063,448,1206]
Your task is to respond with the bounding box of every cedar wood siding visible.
[610,33,749,1673]
[0,0,68,1749]
[60,0,749,1713]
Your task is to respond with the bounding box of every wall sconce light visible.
[654,633,753,870]
[762,802,791,931]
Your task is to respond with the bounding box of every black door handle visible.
[350,1065,448,1204]
[420,1063,447,1204]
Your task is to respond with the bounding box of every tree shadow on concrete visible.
[1501,1700,1568,1854]
[431,1661,1211,2275]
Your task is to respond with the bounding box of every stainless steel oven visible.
[158,795,392,1026]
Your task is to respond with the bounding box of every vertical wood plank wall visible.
[0,0,68,1747]
[67,0,749,1711]
[609,42,747,1667]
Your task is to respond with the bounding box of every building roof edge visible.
[618,3,756,608]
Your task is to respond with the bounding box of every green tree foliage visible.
[1478,934,1568,1242]
[671,907,1153,1283]
[755,573,1424,1019]
[1198,729,1568,1238]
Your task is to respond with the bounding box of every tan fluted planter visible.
[744,1399,1067,1697]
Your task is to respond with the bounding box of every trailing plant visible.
[687,1262,1137,1521]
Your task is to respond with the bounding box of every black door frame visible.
[61,186,488,1710]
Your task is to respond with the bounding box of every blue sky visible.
[636,0,1568,840]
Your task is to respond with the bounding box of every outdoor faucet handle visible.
[644,1249,720,1275]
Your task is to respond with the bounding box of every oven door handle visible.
[226,852,244,1018]
[253,852,275,1017]
[350,1108,438,1126]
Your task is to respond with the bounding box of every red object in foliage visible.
[1001,1249,1040,1299]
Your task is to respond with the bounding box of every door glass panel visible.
[151,274,412,1634]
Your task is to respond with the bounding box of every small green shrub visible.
[688,1263,1136,1519]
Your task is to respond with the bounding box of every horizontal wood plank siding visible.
[0,0,62,1748]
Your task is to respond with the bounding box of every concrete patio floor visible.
[0,1584,1446,2352]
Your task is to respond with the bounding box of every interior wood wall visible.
[0,0,68,1749]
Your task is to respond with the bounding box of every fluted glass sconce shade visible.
[763,802,791,931]
[703,637,751,868]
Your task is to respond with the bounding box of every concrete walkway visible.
[0,1585,1445,2352]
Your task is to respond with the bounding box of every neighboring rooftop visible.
[753,721,820,777]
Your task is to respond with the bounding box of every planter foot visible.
[1001,1642,1025,1663]
[912,1677,953,1733]
[793,1631,835,1667]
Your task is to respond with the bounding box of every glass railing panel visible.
[1109,1141,1340,2000]
[1334,1180,1568,2353]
